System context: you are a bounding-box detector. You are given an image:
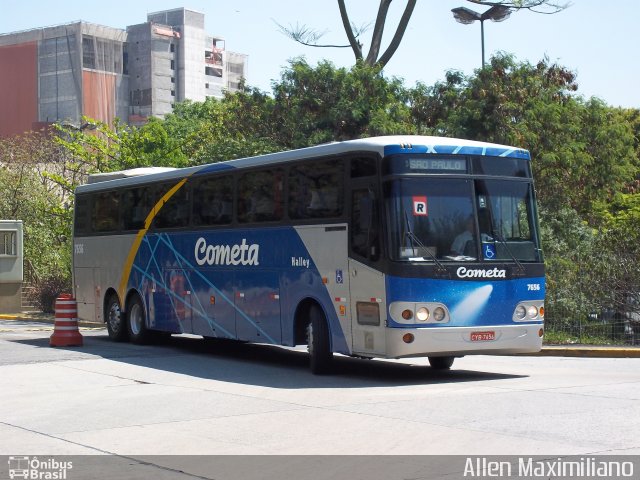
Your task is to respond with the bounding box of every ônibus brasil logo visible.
[8,456,73,479]
[194,237,259,266]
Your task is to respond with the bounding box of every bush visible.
[33,274,72,313]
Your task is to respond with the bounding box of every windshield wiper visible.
[403,211,449,277]
[491,229,526,276]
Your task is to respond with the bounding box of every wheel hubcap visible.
[130,303,142,335]
[108,303,121,331]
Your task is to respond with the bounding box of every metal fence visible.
[545,317,640,346]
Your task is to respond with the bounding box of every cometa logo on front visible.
[195,237,259,266]
[457,267,506,279]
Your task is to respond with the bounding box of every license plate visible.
[471,331,495,342]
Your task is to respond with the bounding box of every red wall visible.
[0,42,38,138]
[82,70,116,126]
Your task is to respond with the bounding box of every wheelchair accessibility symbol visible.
[336,269,344,284]
[483,244,496,259]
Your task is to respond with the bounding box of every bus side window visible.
[351,156,377,178]
[122,187,151,231]
[154,182,190,229]
[74,194,91,236]
[192,176,233,226]
[238,169,283,223]
[351,188,379,261]
[92,191,119,233]
[289,160,344,219]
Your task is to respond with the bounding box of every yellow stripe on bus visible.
[117,177,190,302]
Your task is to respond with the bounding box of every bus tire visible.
[127,295,151,344]
[307,305,332,375]
[105,294,128,342]
[428,356,455,370]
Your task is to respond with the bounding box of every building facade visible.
[0,8,247,136]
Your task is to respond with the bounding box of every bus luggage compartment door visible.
[234,271,281,344]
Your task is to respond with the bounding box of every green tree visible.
[588,194,640,323]
[271,59,412,148]
[0,131,72,301]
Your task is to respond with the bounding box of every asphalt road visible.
[1,319,638,478]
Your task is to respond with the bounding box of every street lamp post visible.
[451,5,511,68]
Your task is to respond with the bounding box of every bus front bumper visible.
[385,324,544,359]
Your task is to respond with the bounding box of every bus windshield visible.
[384,178,541,263]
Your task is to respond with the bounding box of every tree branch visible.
[338,0,363,60]
[366,0,393,65]
[466,0,570,14]
[377,0,417,67]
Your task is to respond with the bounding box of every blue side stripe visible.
[153,233,277,344]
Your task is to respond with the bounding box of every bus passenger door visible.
[234,271,281,344]
[348,166,387,357]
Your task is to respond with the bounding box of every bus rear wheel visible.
[428,356,455,370]
[105,295,128,342]
[127,295,151,344]
[307,305,332,375]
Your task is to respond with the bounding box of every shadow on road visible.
[11,333,527,388]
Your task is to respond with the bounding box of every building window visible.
[170,43,175,53]
[0,231,16,256]
[171,90,175,97]
[170,60,175,70]
[205,66,222,77]
[171,77,175,83]
[82,35,95,69]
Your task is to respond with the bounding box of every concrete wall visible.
[0,283,21,313]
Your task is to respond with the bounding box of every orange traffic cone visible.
[50,294,83,347]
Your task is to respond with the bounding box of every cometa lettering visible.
[457,267,506,279]
[195,237,259,266]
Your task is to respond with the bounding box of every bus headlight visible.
[389,302,450,324]
[513,301,544,322]
[416,307,430,322]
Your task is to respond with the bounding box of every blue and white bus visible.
[72,135,545,373]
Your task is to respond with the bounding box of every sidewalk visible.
[2,311,640,358]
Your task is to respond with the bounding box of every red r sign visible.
[413,196,427,216]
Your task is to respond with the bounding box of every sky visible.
[2,0,638,108]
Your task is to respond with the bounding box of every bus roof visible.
[87,167,177,184]
[75,135,530,194]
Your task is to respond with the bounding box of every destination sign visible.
[407,158,467,172]
[383,155,470,175]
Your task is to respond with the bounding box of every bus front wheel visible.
[307,305,332,375]
[428,356,455,370]
[127,295,151,344]
[105,295,128,342]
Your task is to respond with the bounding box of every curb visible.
[0,313,104,329]
[534,345,640,359]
